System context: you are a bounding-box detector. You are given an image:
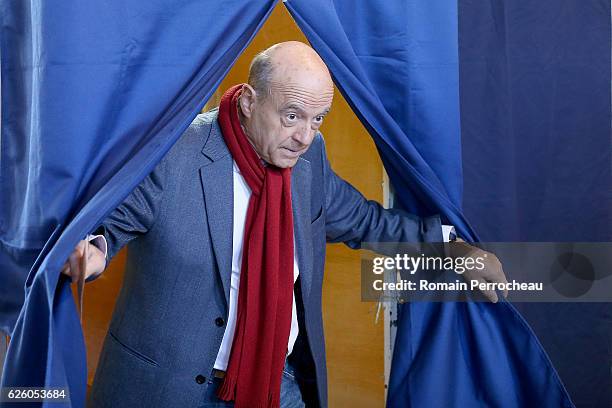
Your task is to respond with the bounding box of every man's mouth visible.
[281,147,304,158]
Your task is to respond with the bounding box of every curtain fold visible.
[0,1,277,405]
[459,1,612,407]
[283,1,575,407]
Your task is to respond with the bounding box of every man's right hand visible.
[61,239,106,283]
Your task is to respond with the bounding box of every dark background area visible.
[459,1,611,407]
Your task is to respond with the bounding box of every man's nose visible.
[293,124,312,146]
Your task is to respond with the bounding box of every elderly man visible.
[63,41,503,408]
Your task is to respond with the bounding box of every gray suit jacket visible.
[87,109,443,408]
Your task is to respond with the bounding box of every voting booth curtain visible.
[284,1,575,407]
[3,0,606,406]
[0,1,277,406]
[459,2,611,407]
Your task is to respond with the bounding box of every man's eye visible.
[286,113,297,121]
[314,116,324,123]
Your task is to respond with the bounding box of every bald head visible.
[248,41,333,99]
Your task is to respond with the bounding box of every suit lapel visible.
[199,119,233,308]
[198,115,314,307]
[291,157,313,300]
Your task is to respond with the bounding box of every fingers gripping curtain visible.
[283,1,575,407]
[0,0,277,406]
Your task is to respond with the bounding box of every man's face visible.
[241,76,334,168]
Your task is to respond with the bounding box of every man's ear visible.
[239,84,257,118]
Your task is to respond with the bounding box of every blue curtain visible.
[284,1,575,407]
[0,0,277,405]
[459,1,611,407]
[3,0,604,406]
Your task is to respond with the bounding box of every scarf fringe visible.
[216,375,237,401]
[268,390,280,408]
[216,375,280,408]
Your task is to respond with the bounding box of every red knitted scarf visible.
[216,84,295,408]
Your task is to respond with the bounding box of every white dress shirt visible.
[213,162,301,370]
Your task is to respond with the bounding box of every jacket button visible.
[215,317,225,327]
[195,374,206,384]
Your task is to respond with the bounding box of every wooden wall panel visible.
[82,249,126,388]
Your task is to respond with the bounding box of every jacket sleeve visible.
[320,135,443,248]
[93,156,168,263]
